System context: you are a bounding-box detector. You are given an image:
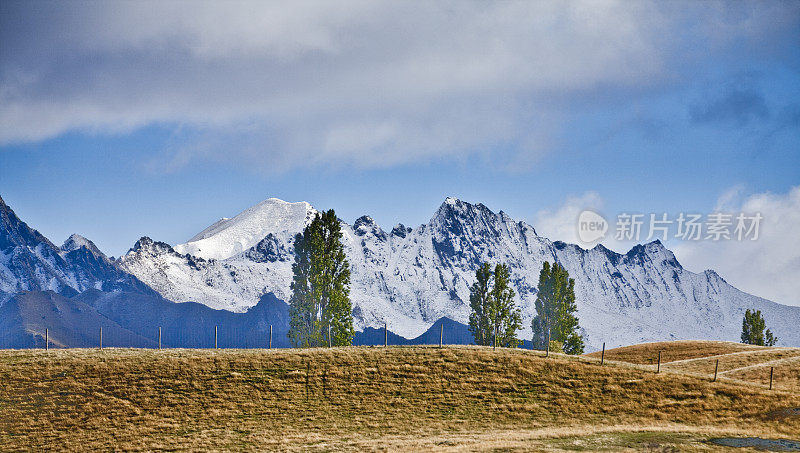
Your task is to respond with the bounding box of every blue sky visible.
[1,1,799,304]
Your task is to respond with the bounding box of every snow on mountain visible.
[0,196,155,302]
[119,236,295,312]
[174,198,316,260]
[119,196,800,348]
[61,233,107,259]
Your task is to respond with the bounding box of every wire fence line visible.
[29,327,794,391]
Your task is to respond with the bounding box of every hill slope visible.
[585,340,800,393]
[1,346,798,451]
[0,291,155,348]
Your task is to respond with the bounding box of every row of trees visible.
[468,263,522,347]
[286,209,585,353]
[467,260,584,354]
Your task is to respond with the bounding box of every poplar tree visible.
[532,261,584,354]
[288,209,353,347]
[468,262,522,347]
[468,262,493,346]
[490,263,523,348]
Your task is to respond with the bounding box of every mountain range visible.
[2,194,798,349]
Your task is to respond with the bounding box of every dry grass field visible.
[0,344,799,451]
[584,340,767,365]
[585,340,800,393]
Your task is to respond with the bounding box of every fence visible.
[32,328,791,391]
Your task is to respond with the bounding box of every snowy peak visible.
[353,215,386,239]
[129,236,177,256]
[0,196,156,298]
[0,195,58,252]
[391,223,412,238]
[428,198,531,258]
[61,234,106,260]
[432,197,487,222]
[174,197,316,260]
[623,240,681,268]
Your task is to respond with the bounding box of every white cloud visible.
[534,186,800,306]
[672,186,800,307]
[534,192,605,247]
[1,1,797,171]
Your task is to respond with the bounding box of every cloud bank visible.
[2,0,797,171]
[672,186,800,307]
[535,187,800,307]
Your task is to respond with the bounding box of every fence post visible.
[328,325,332,348]
[657,350,661,373]
[713,359,719,382]
[384,322,387,347]
[45,328,49,351]
[439,323,443,349]
[769,367,774,390]
[601,342,605,366]
[158,326,162,350]
[269,325,272,349]
[215,325,218,349]
[99,327,103,350]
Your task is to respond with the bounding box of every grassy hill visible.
[1,344,799,451]
[585,340,800,393]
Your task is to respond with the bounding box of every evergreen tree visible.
[741,309,778,346]
[288,209,353,347]
[468,262,493,346]
[765,329,778,347]
[468,262,522,347]
[531,261,584,354]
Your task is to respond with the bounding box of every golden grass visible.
[584,340,800,392]
[1,345,798,451]
[584,340,766,365]
[722,355,800,394]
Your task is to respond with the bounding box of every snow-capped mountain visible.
[174,198,317,260]
[0,196,154,303]
[119,196,800,348]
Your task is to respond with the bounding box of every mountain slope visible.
[0,288,469,348]
[0,196,156,303]
[75,289,293,349]
[119,197,800,348]
[0,291,155,348]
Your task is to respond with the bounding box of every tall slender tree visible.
[468,262,493,346]
[288,209,353,347]
[489,263,522,348]
[468,262,522,347]
[532,261,584,354]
